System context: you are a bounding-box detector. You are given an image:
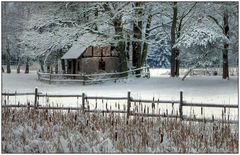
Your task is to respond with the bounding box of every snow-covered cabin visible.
[61,33,119,74]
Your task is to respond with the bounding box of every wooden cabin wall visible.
[65,46,119,74]
[79,57,119,74]
[82,46,118,57]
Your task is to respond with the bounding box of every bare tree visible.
[207,2,238,79]
[170,2,177,77]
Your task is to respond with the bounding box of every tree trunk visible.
[6,58,11,73]
[175,2,197,77]
[176,17,182,77]
[223,10,229,79]
[6,45,11,74]
[94,4,98,31]
[83,3,89,23]
[118,42,128,77]
[133,2,143,77]
[141,13,152,67]
[25,58,29,74]
[16,57,21,73]
[170,2,177,77]
[126,40,132,69]
[175,49,180,76]
[102,3,128,76]
[113,16,128,76]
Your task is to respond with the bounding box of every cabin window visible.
[99,58,105,71]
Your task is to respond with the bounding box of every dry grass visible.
[2,107,238,153]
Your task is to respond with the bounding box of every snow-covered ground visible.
[1,68,238,119]
[1,68,239,153]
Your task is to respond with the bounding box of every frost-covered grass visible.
[2,108,238,153]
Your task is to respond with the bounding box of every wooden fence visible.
[2,88,238,124]
[37,67,150,84]
[190,67,238,76]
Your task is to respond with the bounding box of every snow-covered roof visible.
[61,33,112,59]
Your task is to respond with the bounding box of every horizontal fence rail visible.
[2,92,42,96]
[190,67,238,76]
[2,88,238,124]
[132,99,181,104]
[183,103,238,108]
[86,96,128,100]
[38,94,83,98]
[37,66,150,84]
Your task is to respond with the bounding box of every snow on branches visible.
[174,16,229,68]
[174,17,229,50]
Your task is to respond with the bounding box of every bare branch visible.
[207,15,224,31]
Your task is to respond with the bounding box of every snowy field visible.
[1,68,239,119]
[1,68,239,153]
[2,68,238,100]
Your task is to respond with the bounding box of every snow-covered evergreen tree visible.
[147,38,171,68]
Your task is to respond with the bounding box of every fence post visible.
[147,66,150,78]
[37,71,40,80]
[34,87,38,109]
[179,91,183,120]
[127,90,131,119]
[82,92,85,113]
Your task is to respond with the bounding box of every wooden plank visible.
[183,103,238,108]
[34,87,38,109]
[49,73,83,77]
[127,91,131,119]
[50,79,84,82]
[86,96,127,100]
[179,91,183,119]
[86,66,148,77]
[37,72,50,75]
[132,99,181,104]
[38,107,81,110]
[38,94,82,97]
[39,77,51,81]
[2,92,42,96]
[82,92,85,112]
